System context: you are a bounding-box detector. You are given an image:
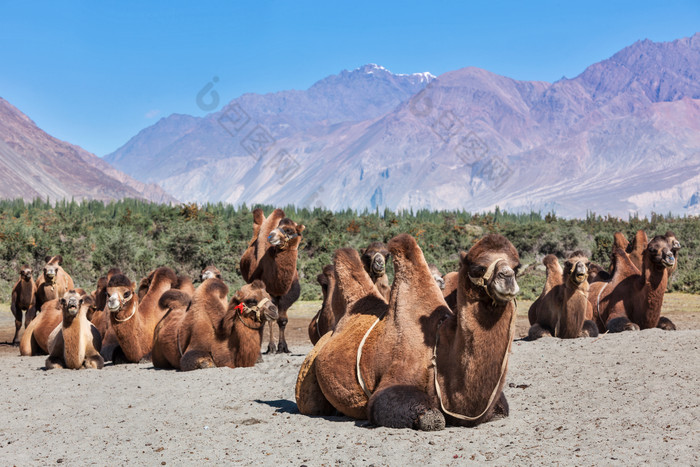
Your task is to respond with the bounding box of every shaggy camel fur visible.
[46,291,103,370]
[527,252,598,339]
[296,234,520,430]
[239,208,304,353]
[152,279,278,370]
[308,265,336,345]
[19,289,90,356]
[588,235,677,332]
[35,256,75,312]
[105,267,179,363]
[360,242,391,302]
[10,265,36,345]
[442,271,459,311]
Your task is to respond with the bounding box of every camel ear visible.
[44,256,52,263]
[360,248,367,256]
[459,251,468,265]
[251,279,266,291]
[296,224,305,234]
[55,255,63,265]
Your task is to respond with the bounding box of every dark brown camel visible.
[10,265,36,345]
[308,265,336,345]
[152,279,278,370]
[34,255,75,312]
[527,252,598,339]
[296,234,520,430]
[239,208,304,353]
[588,235,677,332]
[46,291,103,370]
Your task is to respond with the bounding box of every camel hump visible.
[151,267,178,285]
[542,255,561,272]
[45,255,63,265]
[252,208,265,225]
[332,248,380,305]
[613,232,629,251]
[387,233,421,264]
[197,278,229,301]
[108,274,133,288]
[159,290,191,310]
[610,247,639,281]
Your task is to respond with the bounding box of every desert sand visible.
[1,298,698,466]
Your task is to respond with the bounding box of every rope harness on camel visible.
[233,298,271,330]
[112,293,136,323]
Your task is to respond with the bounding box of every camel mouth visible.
[67,304,79,315]
[264,305,279,322]
[574,273,587,282]
[434,275,446,290]
[268,236,281,246]
[107,302,121,312]
[662,257,675,268]
[201,272,215,281]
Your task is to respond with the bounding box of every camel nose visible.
[107,293,121,311]
[575,262,587,274]
[498,266,514,279]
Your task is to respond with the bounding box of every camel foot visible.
[414,408,446,431]
[111,347,130,365]
[492,392,509,420]
[12,340,20,347]
[657,317,676,331]
[45,357,64,370]
[526,324,551,341]
[83,355,105,370]
[580,320,599,338]
[276,341,290,354]
[256,353,264,364]
[606,317,640,333]
[264,342,277,354]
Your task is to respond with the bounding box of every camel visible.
[19,288,91,356]
[10,265,36,345]
[152,279,278,370]
[239,208,304,353]
[45,291,103,370]
[664,231,681,282]
[200,265,222,281]
[588,235,677,332]
[296,233,520,430]
[308,265,336,345]
[104,267,179,363]
[360,242,391,301]
[34,256,75,312]
[527,252,598,339]
[429,264,446,290]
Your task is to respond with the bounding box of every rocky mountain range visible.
[0,98,175,204]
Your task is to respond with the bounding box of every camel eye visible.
[471,265,486,276]
[124,291,131,298]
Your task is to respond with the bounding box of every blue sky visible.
[1,1,698,157]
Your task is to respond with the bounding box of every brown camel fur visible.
[360,242,391,302]
[588,235,677,333]
[239,208,304,353]
[442,271,459,311]
[664,231,681,282]
[429,264,446,291]
[19,288,89,356]
[308,265,337,345]
[10,265,36,345]
[105,267,179,363]
[34,256,75,312]
[527,252,598,339]
[200,265,222,281]
[45,291,103,370]
[152,279,278,370]
[296,234,520,430]
[90,268,123,337]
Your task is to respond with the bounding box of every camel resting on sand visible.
[296,233,520,430]
[46,291,103,370]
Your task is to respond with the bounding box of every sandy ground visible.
[0,296,699,466]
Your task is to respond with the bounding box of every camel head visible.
[200,265,222,281]
[230,280,279,324]
[106,274,136,314]
[360,242,390,278]
[665,231,681,255]
[428,264,445,290]
[42,255,63,284]
[19,265,32,281]
[462,234,520,304]
[267,218,305,250]
[564,251,589,286]
[645,235,676,270]
[60,290,86,318]
[317,264,335,296]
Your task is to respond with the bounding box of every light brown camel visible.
[296,233,520,430]
[308,265,336,345]
[527,252,598,339]
[10,265,36,345]
[19,288,90,356]
[104,267,179,363]
[588,235,677,332]
[152,279,278,370]
[239,208,304,353]
[45,291,103,370]
[34,255,75,312]
[360,242,391,301]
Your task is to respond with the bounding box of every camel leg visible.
[276,311,290,354]
[491,391,509,420]
[368,385,445,431]
[264,321,277,354]
[10,305,22,346]
[83,352,105,370]
[526,323,552,341]
[45,356,65,369]
[657,317,676,331]
[579,320,599,337]
[111,346,130,365]
[274,279,300,354]
[45,338,65,370]
[25,305,36,327]
[181,350,215,371]
[606,317,640,333]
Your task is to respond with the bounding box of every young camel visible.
[10,265,36,345]
[296,234,520,430]
[239,208,304,353]
[34,256,75,312]
[45,291,103,370]
[588,235,677,332]
[104,267,179,363]
[308,265,336,345]
[19,289,91,356]
[152,279,278,370]
[527,252,598,339]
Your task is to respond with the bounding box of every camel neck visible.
[230,319,264,367]
[558,280,587,338]
[637,255,668,328]
[110,301,146,362]
[62,311,87,369]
